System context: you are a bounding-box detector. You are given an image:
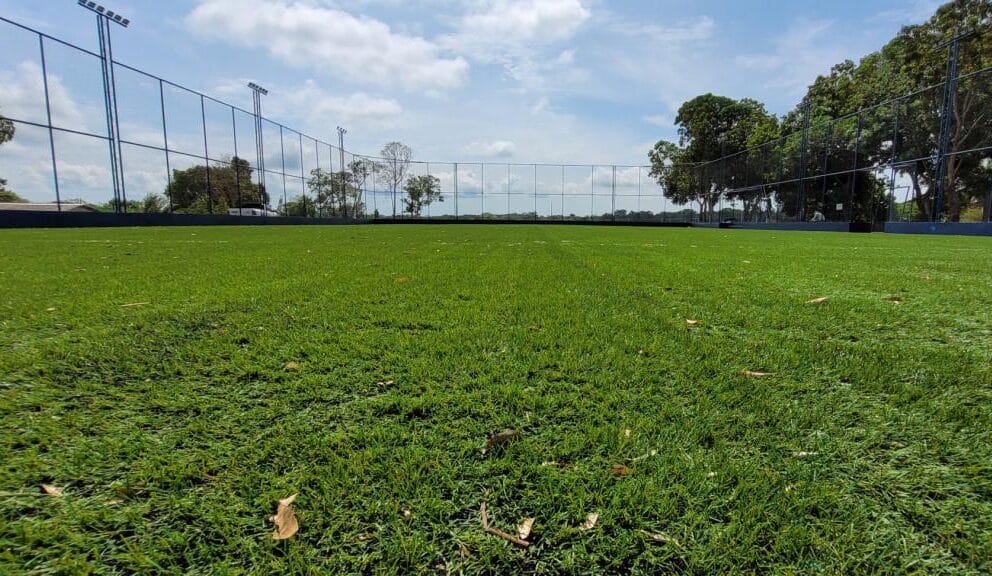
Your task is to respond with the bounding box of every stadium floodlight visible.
[78,0,130,212]
[248,83,269,190]
[77,1,130,27]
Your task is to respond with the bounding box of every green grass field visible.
[1,225,990,574]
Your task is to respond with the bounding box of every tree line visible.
[107,141,442,217]
[648,0,992,223]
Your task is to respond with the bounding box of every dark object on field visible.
[484,429,521,451]
[480,503,530,548]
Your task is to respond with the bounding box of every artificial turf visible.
[0,224,990,574]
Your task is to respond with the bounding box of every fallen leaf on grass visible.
[527,325,541,332]
[794,451,820,458]
[741,370,776,378]
[284,361,300,372]
[394,276,410,284]
[612,464,632,477]
[623,428,631,438]
[402,508,412,518]
[517,517,535,540]
[686,319,700,326]
[638,530,681,546]
[885,295,903,304]
[45,307,56,312]
[578,513,599,531]
[270,494,299,540]
[484,429,520,452]
[376,379,395,386]
[479,503,529,547]
[631,449,658,461]
[40,484,63,497]
[806,296,829,305]
[120,302,150,308]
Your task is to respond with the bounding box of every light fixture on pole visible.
[336,126,347,171]
[248,83,268,190]
[77,1,130,212]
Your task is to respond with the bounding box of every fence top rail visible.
[0,15,103,59]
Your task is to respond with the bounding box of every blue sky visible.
[0,0,943,202]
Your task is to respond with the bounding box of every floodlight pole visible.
[248,82,268,191]
[337,126,347,215]
[78,1,129,213]
[933,30,973,222]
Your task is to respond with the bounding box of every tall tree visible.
[379,142,412,217]
[348,158,375,217]
[0,108,15,192]
[784,0,992,221]
[402,174,442,217]
[164,156,267,213]
[648,95,777,219]
[307,167,364,217]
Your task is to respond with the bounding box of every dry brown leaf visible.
[120,302,150,308]
[284,361,300,372]
[479,503,529,547]
[578,512,599,531]
[742,370,776,378]
[527,324,541,332]
[806,296,829,305]
[639,530,680,546]
[886,295,903,304]
[394,276,410,284]
[484,429,520,450]
[611,464,632,477]
[517,517,535,540]
[270,493,299,540]
[376,379,395,386]
[686,319,700,326]
[40,484,63,497]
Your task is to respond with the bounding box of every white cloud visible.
[529,97,550,115]
[462,140,516,158]
[0,61,87,131]
[277,80,403,128]
[609,15,716,43]
[186,0,469,93]
[735,19,851,98]
[642,115,672,128]
[444,0,591,58]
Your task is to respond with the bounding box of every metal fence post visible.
[279,125,287,213]
[533,163,538,221]
[159,79,172,212]
[849,114,862,222]
[612,165,616,222]
[299,132,306,217]
[454,162,459,220]
[933,32,968,222]
[200,95,212,214]
[797,100,811,221]
[38,35,61,212]
[232,107,241,212]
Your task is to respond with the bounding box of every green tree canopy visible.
[649,0,992,223]
[648,94,778,218]
[307,168,364,218]
[0,108,15,191]
[402,174,442,217]
[165,156,267,213]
